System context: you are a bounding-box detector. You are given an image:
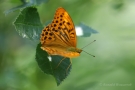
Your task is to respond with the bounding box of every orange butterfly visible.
[40,7,82,58]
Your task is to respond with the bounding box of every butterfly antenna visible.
[81,40,96,57]
[81,40,96,49]
[82,50,95,57]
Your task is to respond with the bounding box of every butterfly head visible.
[76,48,83,53]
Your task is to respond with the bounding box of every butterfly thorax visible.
[41,46,82,58]
[67,47,82,53]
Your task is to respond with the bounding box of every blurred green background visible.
[0,0,135,90]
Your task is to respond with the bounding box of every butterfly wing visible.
[50,7,77,47]
[40,7,78,57]
[41,24,68,46]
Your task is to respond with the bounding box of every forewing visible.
[50,7,77,47]
[40,24,69,48]
[40,24,55,45]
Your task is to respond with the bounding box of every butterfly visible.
[40,7,82,58]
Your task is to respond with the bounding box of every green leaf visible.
[4,0,49,15]
[76,23,98,37]
[14,7,43,40]
[36,43,72,86]
[51,55,71,85]
[36,43,53,75]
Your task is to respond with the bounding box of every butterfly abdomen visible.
[41,46,81,58]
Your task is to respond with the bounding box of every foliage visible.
[5,0,97,85]
[1,0,135,90]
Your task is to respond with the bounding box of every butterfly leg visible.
[66,59,72,75]
[55,57,66,69]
